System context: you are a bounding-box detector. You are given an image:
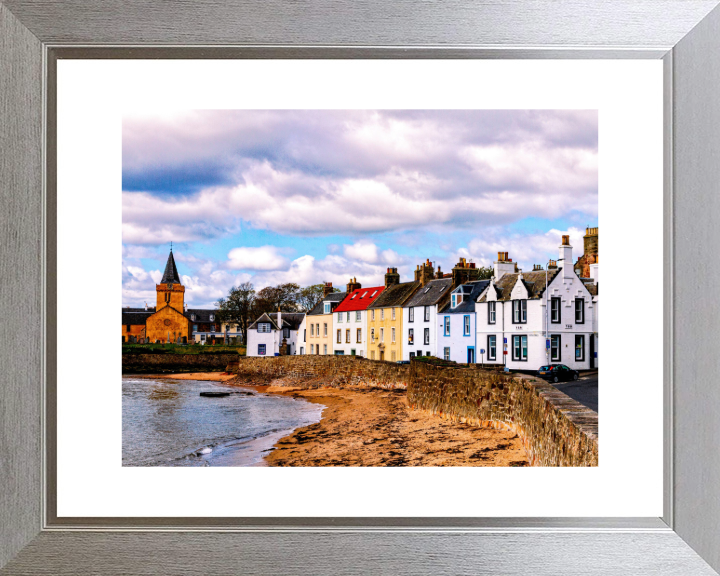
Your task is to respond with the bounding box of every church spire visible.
[160,248,181,284]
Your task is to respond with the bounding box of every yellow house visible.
[367,269,420,362]
[304,283,347,355]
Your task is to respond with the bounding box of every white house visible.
[246,311,305,357]
[402,277,453,360]
[331,282,385,357]
[436,280,490,364]
[476,237,596,371]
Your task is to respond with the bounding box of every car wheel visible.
[573,373,579,381]
[553,376,559,383]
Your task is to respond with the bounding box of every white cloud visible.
[226,245,291,271]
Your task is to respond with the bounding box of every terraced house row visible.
[248,229,600,371]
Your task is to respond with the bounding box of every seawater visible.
[122,377,323,466]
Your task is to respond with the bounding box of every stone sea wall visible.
[122,353,238,374]
[230,356,598,467]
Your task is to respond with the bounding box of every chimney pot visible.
[562,234,570,246]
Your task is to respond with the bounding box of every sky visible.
[122,110,598,308]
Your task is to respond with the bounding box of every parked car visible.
[396,360,411,365]
[538,364,579,383]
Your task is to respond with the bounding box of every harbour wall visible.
[122,353,238,374]
[230,355,598,467]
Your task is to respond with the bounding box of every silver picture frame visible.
[2,1,720,573]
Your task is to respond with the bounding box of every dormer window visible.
[191,314,195,321]
[258,323,271,333]
[324,303,331,314]
[451,293,463,308]
[209,314,214,321]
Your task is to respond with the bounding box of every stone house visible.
[436,279,490,364]
[298,283,347,355]
[246,311,305,357]
[475,237,596,371]
[331,279,384,357]
[367,269,420,362]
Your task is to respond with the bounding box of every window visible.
[283,328,290,338]
[371,351,375,360]
[512,300,527,323]
[575,335,585,361]
[191,314,195,321]
[371,290,377,297]
[381,309,384,320]
[310,324,314,336]
[303,329,306,342]
[351,293,357,299]
[409,307,414,322]
[357,328,362,343]
[323,323,328,337]
[371,328,375,343]
[300,347,304,355]
[488,335,496,361]
[424,328,430,345]
[408,328,414,345]
[323,344,327,355]
[338,312,343,322]
[424,286,431,294]
[488,301,496,324]
[391,327,396,343]
[337,329,342,344]
[346,312,350,322]
[371,310,375,321]
[310,344,314,354]
[346,329,351,343]
[193,324,198,332]
[452,293,462,308]
[464,315,470,336]
[362,292,368,298]
[391,351,396,361]
[324,303,331,314]
[392,308,396,320]
[424,306,430,321]
[512,335,528,361]
[380,328,384,343]
[209,314,214,321]
[125,324,131,332]
[356,311,361,321]
[258,344,266,356]
[409,352,415,359]
[575,298,585,324]
[444,316,450,336]
[551,334,561,361]
[551,297,561,323]
[258,323,271,333]
[444,347,450,360]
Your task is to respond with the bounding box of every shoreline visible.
[225,379,529,467]
[126,372,236,382]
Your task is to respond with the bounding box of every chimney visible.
[494,251,516,280]
[322,282,334,297]
[559,235,574,280]
[590,261,599,284]
[452,257,481,288]
[583,226,599,257]
[384,268,400,287]
[144,301,148,311]
[347,277,362,293]
[277,306,282,332]
[414,259,435,287]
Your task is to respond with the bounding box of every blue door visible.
[467,347,475,364]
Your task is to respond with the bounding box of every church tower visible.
[156,248,185,311]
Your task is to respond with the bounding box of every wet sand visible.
[228,383,529,467]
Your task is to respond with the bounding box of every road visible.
[552,373,598,413]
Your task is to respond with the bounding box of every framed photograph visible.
[2,1,720,574]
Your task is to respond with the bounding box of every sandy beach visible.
[130,372,236,382]
[227,381,529,467]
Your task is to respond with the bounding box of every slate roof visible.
[307,292,348,316]
[122,310,153,325]
[477,270,560,303]
[368,281,420,309]
[185,309,217,323]
[160,250,181,284]
[334,285,385,312]
[404,277,453,308]
[247,312,305,331]
[441,280,490,314]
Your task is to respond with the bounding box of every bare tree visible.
[215,282,256,344]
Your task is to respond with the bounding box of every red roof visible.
[333,286,385,312]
